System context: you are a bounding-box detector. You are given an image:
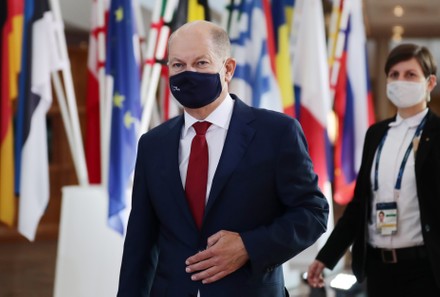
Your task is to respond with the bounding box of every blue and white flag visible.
[227,0,283,112]
[18,0,63,241]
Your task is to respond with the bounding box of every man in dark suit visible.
[117,20,329,297]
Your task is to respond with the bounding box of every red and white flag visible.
[85,0,108,184]
[291,0,331,193]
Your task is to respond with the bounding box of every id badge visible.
[376,202,398,235]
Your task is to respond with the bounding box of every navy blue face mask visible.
[169,70,223,109]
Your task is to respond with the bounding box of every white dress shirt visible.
[179,95,234,297]
[179,94,234,205]
[368,108,428,249]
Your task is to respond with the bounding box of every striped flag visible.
[284,0,295,31]
[333,0,375,204]
[174,0,211,29]
[289,1,336,262]
[271,0,295,117]
[227,0,283,112]
[291,0,331,193]
[18,0,63,240]
[85,0,108,184]
[1,0,23,226]
[106,0,142,234]
[14,0,34,198]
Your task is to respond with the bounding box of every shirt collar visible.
[389,108,428,128]
[182,94,234,137]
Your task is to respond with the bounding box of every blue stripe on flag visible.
[14,0,35,195]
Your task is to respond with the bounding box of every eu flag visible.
[106,0,141,234]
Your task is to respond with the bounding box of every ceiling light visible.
[392,26,404,42]
[392,34,402,42]
[393,5,404,17]
[392,25,404,35]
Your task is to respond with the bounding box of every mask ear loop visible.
[426,75,433,102]
[217,60,228,92]
[218,60,227,74]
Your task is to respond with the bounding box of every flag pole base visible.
[53,185,124,297]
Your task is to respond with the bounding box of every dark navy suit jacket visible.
[117,96,329,297]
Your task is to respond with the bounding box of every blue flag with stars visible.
[106,0,141,234]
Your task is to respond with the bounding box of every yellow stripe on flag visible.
[8,15,23,100]
[285,6,294,34]
[275,23,295,116]
[1,6,23,227]
[0,128,15,226]
[188,0,205,22]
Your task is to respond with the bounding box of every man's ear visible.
[224,58,236,83]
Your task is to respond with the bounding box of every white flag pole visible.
[51,72,81,178]
[96,0,110,188]
[140,0,178,135]
[133,0,148,62]
[328,0,350,106]
[49,0,89,186]
[327,0,341,62]
[138,0,164,136]
[102,74,113,189]
[140,0,163,105]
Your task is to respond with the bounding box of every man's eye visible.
[197,61,209,66]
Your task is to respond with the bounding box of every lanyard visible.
[373,114,427,192]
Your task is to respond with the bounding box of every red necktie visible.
[185,121,211,229]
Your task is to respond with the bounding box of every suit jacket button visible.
[425,224,431,232]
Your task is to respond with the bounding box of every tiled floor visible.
[0,239,332,297]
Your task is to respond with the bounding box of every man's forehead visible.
[168,51,215,64]
[169,36,215,61]
[170,28,211,48]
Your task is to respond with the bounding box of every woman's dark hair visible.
[384,43,437,77]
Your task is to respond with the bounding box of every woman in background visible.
[307,43,440,297]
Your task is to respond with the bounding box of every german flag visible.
[1,0,24,227]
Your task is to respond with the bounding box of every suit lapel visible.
[159,116,197,228]
[204,99,256,217]
[415,111,437,176]
[162,99,257,228]
[365,120,392,173]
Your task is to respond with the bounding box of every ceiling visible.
[60,0,440,40]
[363,0,440,39]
